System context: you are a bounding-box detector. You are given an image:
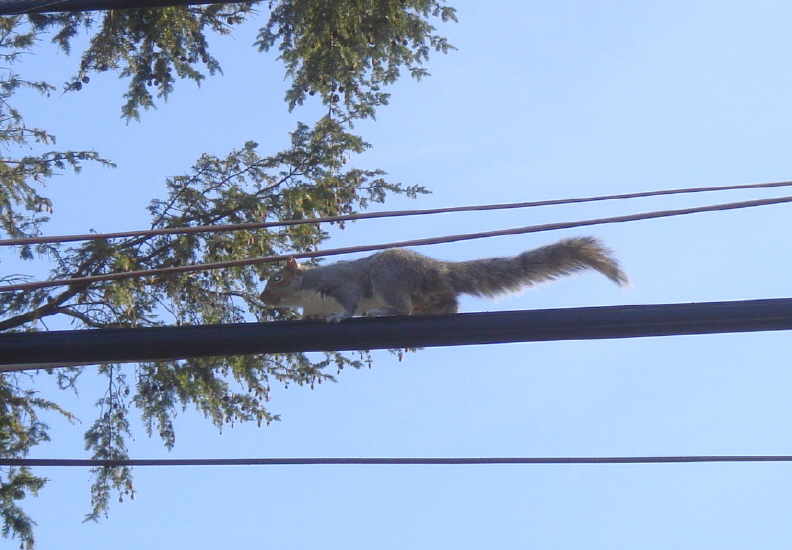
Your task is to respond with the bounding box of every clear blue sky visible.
[6,1,792,548]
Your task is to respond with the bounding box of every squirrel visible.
[260,236,628,322]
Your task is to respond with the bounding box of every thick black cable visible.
[1,193,791,293]
[2,298,792,369]
[2,179,791,248]
[2,456,792,467]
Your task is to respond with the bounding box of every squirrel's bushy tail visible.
[446,236,628,298]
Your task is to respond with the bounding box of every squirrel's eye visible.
[273,275,282,282]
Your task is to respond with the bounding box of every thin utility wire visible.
[2,456,792,467]
[1,193,791,293]
[2,179,792,247]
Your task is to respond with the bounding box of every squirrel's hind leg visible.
[414,294,459,315]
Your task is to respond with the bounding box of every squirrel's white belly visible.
[298,291,385,317]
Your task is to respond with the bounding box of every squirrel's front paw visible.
[325,312,351,323]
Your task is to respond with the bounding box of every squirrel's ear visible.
[286,256,299,270]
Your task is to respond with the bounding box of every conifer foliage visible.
[0,2,455,547]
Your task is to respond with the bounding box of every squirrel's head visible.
[260,257,303,305]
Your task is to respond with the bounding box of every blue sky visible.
[6,1,792,548]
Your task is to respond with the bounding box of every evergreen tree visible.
[0,2,456,547]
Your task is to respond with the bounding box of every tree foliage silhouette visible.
[0,2,456,546]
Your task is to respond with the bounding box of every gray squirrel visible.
[260,236,628,322]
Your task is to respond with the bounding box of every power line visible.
[2,193,791,293]
[2,455,792,467]
[3,179,792,248]
[2,298,792,369]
